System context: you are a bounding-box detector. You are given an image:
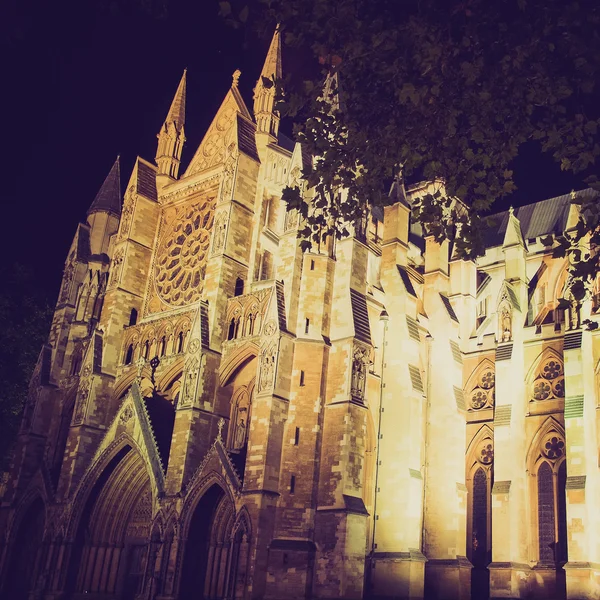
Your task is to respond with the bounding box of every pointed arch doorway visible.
[65,445,153,599]
[179,483,249,600]
[2,497,46,599]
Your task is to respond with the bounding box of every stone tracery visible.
[155,197,215,307]
[468,363,495,411]
[531,354,564,402]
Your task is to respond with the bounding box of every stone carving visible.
[220,143,238,202]
[531,355,564,401]
[60,261,75,302]
[478,442,494,465]
[155,196,216,306]
[188,338,200,354]
[263,320,277,337]
[351,345,368,402]
[119,404,134,425]
[119,187,137,240]
[541,433,565,460]
[469,366,495,410]
[212,212,227,254]
[234,416,247,449]
[258,344,277,393]
[73,377,91,424]
[109,247,125,287]
[180,355,204,408]
[187,94,239,175]
[499,302,512,342]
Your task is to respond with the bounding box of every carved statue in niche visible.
[234,415,247,449]
[569,301,581,330]
[212,213,227,253]
[220,144,238,201]
[110,247,125,287]
[259,345,276,392]
[499,302,512,342]
[351,346,368,402]
[180,357,200,406]
[284,207,299,232]
[60,261,75,302]
[119,186,136,240]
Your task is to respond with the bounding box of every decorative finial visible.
[232,69,241,88]
[217,417,225,441]
[509,206,514,216]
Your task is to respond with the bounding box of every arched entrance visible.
[65,445,153,599]
[3,497,46,599]
[179,484,239,600]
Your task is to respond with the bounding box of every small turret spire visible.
[253,27,282,139]
[156,70,187,182]
[87,157,121,217]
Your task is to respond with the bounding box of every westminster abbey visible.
[1,29,600,600]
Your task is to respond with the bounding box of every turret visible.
[86,157,121,256]
[156,70,187,187]
[253,28,282,142]
[502,206,527,282]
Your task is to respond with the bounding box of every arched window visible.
[143,341,150,360]
[129,308,138,326]
[177,331,184,353]
[228,319,236,341]
[472,468,488,567]
[125,344,134,365]
[234,278,244,297]
[532,428,568,566]
[537,462,555,563]
[160,336,166,356]
[247,313,255,336]
[466,434,493,567]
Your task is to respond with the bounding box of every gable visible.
[185,88,253,177]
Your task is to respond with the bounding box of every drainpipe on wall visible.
[369,309,389,584]
[421,332,434,553]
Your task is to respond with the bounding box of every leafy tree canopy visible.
[0,265,52,469]
[221,0,600,301]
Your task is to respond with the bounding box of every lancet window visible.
[533,429,568,564]
[466,430,493,567]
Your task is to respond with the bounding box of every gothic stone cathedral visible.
[1,30,600,600]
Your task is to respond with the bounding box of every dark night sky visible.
[1,0,581,306]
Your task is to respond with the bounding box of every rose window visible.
[479,443,494,465]
[542,435,565,460]
[531,356,565,402]
[471,390,488,410]
[155,199,215,306]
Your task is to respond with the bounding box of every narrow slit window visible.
[300,370,305,386]
[294,427,300,446]
[310,259,315,270]
[290,475,296,494]
[305,318,310,334]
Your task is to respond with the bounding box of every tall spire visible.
[87,157,121,217]
[156,70,187,182]
[253,27,282,140]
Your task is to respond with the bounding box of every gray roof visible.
[485,189,597,247]
[88,158,121,217]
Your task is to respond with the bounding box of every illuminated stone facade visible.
[1,29,600,600]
